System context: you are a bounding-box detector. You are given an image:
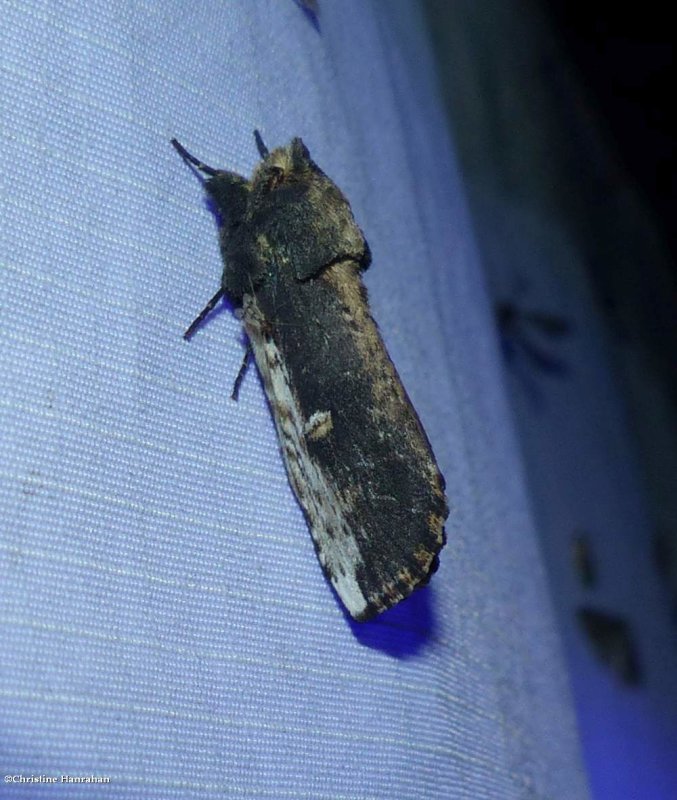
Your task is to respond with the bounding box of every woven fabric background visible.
[0,1,588,797]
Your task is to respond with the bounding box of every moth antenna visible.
[253,130,269,159]
[183,288,225,340]
[171,139,219,176]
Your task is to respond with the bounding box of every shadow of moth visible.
[172,131,448,620]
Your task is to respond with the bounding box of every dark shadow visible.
[572,531,598,588]
[501,340,547,408]
[577,606,643,686]
[496,299,573,406]
[496,300,571,374]
[514,335,569,376]
[293,0,320,32]
[342,585,439,658]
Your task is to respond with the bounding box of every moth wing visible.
[241,281,447,620]
[242,297,372,618]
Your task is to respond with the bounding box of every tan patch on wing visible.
[304,410,333,441]
[426,512,447,546]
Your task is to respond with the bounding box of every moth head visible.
[250,138,314,196]
[248,136,370,280]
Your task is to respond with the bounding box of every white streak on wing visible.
[242,296,368,618]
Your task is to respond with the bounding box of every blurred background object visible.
[422,1,677,797]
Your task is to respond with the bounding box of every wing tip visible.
[349,526,447,622]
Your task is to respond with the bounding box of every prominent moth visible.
[172,131,447,620]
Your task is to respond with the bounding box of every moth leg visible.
[183,289,225,340]
[253,130,269,159]
[231,343,253,401]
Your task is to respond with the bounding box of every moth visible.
[171,131,448,620]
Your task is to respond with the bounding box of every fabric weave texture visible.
[0,1,587,797]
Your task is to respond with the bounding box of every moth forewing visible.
[242,260,447,620]
[242,293,371,618]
